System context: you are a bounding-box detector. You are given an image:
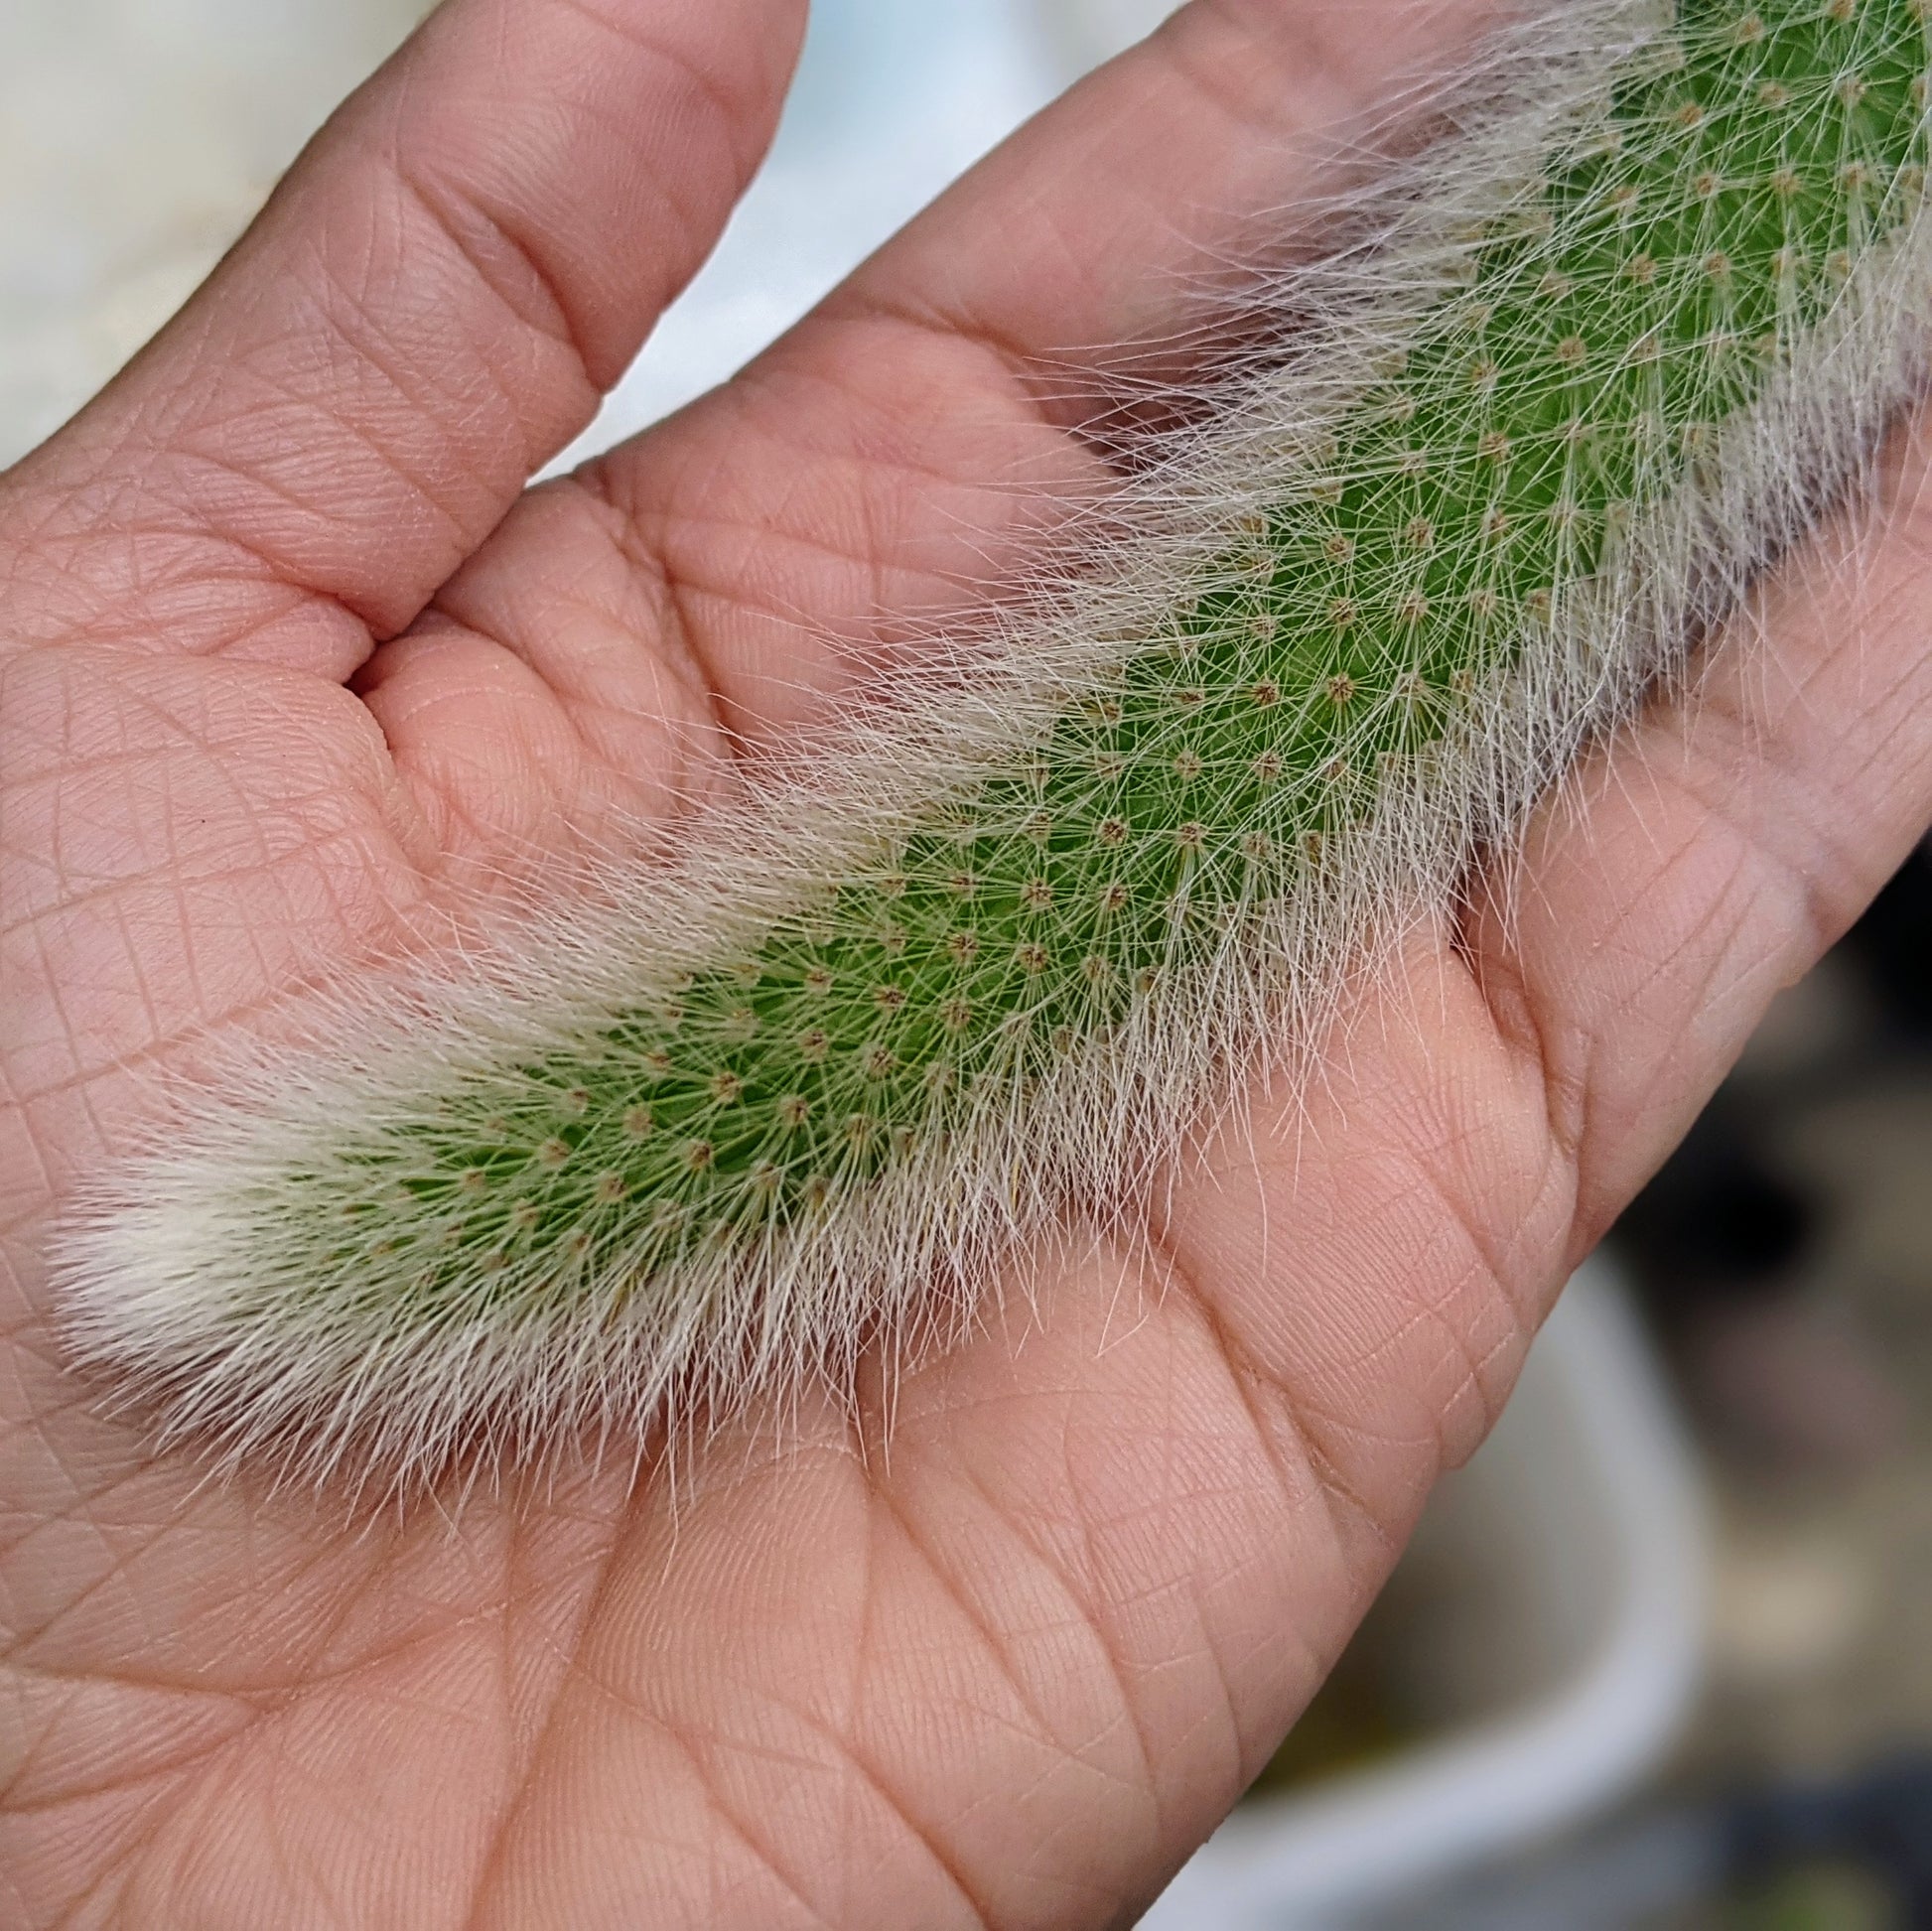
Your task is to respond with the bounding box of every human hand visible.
[4,0,1930,1922]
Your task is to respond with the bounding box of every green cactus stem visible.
[62,0,1932,1485]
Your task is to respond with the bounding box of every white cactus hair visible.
[53,0,1932,1496]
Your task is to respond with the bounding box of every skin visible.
[1,0,1928,1923]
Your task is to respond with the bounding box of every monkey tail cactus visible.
[57,0,1932,1488]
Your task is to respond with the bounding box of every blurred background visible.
[6,3,1930,1925]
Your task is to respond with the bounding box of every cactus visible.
[59,0,1932,1487]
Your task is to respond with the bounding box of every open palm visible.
[4,0,1930,1923]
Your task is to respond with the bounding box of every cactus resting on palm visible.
[58,0,1932,1488]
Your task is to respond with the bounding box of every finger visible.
[0,0,805,676]
[421,0,1500,770]
[1483,428,1932,1253]
[816,0,1508,405]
